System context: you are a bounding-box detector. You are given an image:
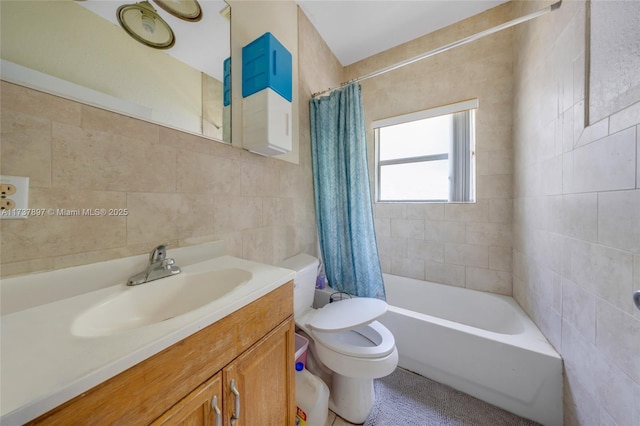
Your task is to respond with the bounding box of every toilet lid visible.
[306,298,387,332]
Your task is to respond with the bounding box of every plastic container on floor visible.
[295,362,329,426]
[295,333,309,367]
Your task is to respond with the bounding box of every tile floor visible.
[325,410,356,426]
[321,368,541,426]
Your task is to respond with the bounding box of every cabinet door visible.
[224,319,295,426]
[152,372,223,426]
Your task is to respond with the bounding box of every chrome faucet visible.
[127,243,181,286]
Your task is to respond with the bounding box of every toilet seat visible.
[311,321,395,358]
[300,298,394,359]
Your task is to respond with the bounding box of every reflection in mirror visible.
[116,1,177,49]
[0,0,231,143]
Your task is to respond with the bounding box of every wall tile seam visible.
[34,108,82,130]
[574,122,635,152]
[636,124,640,189]
[594,189,640,255]
[78,114,161,144]
[590,238,640,259]
[561,186,637,197]
[1,243,135,268]
[48,119,54,190]
[594,296,640,339]
[172,148,179,193]
[562,275,597,299]
[589,337,640,400]
[375,213,506,223]
[559,322,597,367]
[477,170,514,178]
[574,118,607,148]
[560,367,602,416]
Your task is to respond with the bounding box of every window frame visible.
[373,99,478,203]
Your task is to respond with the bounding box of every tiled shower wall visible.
[0,7,341,278]
[512,1,640,424]
[346,3,515,295]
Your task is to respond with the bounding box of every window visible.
[374,99,477,202]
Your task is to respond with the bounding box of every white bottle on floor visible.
[295,362,329,426]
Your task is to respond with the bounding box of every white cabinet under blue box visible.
[243,88,291,156]
[242,32,292,102]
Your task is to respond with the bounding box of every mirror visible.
[0,0,231,143]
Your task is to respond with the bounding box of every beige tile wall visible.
[2,3,639,423]
[512,1,640,425]
[345,3,515,295]
[0,7,342,278]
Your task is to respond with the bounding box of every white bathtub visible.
[378,273,562,426]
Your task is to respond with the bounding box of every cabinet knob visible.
[211,395,222,426]
[230,379,241,425]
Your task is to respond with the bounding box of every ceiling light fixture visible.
[153,0,202,22]
[117,1,175,49]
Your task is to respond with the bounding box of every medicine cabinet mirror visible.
[0,0,231,144]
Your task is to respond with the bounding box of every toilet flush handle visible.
[634,290,640,311]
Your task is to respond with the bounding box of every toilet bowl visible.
[278,254,398,424]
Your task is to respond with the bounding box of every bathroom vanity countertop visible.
[0,254,295,425]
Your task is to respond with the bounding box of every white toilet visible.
[278,254,398,424]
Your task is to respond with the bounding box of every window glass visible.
[374,100,476,203]
[378,115,452,161]
[379,160,449,201]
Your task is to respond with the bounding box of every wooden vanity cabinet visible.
[222,320,294,425]
[152,373,223,425]
[29,282,296,426]
[152,320,295,426]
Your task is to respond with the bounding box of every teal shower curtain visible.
[309,83,385,300]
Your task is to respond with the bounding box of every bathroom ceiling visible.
[296,0,509,66]
[78,0,508,79]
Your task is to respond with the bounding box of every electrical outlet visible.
[1,199,16,210]
[1,184,17,196]
[0,175,29,219]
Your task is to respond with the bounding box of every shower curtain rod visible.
[311,1,562,98]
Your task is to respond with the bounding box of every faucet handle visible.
[149,242,171,262]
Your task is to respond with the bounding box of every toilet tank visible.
[277,254,319,318]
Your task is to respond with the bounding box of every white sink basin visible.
[71,268,252,337]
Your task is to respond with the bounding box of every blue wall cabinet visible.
[242,32,292,101]
[242,33,292,156]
